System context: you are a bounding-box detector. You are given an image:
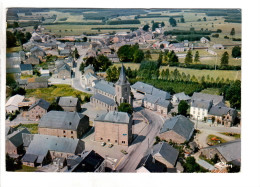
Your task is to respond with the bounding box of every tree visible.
[25,32,32,41]
[184,157,201,172]
[145,50,152,60]
[143,24,150,32]
[33,24,38,30]
[97,55,112,71]
[83,37,87,42]
[13,22,19,28]
[185,50,193,64]
[216,29,222,33]
[225,80,241,109]
[180,17,185,23]
[41,17,45,21]
[133,49,144,63]
[118,103,133,114]
[161,21,165,27]
[178,100,189,116]
[168,51,179,65]
[194,51,200,63]
[80,62,85,73]
[169,17,177,27]
[73,48,80,59]
[230,28,235,36]
[160,44,164,49]
[203,17,207,21]
[48,101,64,111]
[157,52,163,66]
[221,51,229,66]
[6,31,17,48]
[6,154,15,171]
[232,46,241,58]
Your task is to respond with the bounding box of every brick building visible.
[27,99,50,120]
[94,111,132,146]
[38,111,89,139]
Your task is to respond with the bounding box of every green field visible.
[200,88,220,95]
[25,84,91,103]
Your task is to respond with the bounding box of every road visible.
[71,48,94,94]
[115,108,165,172]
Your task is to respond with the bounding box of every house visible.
[86,48,97,58]
[200,37,209,43]
[82,72,99,88]
[94,111,133,146]
[40,68,50,76]
[159,115,195,144]
[58,96,81,112]
[100,47,111,55]
[53,62,71,79]
[190,100,213,121]
[38,111,89,139]
[143,94,171,116]
[26,77,49,89]
[59,49,71,57]
[208,106,237,127]
[190,92,225,121]
[58,43,66,50]
[90,64,132,111]
[24,55,40,65]
[20,64,33,75]
[152,142,179,172]
[5,94,25,113]
[136,154,167,173]
[30,46,46,59]
[212,44,224,50]
[168,43,185,52]
[171,92,191,105]
[6,128,31,158]
[67,150,105,172]
[21,134,85,167]
[131,81,171,100]
[107,53,120,62]
[184,40,189,47]
[200,139,241,166]
[27,99,50,120]
[83,64,95,75]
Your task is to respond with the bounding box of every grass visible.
[15,165,37,172]
[113,62,140,70]
[199,155,215,165]
[25,84,92,103]
[207,135,227,146]
[20,74,35,79]
[6,46,23,53]
[200,88,220,95]
[14,123,38,134]
[219,132,241,139]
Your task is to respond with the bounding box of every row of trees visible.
[184,50,200,64]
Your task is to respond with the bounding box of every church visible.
[90,64,132,111]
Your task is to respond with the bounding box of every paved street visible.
[115,108,165,172]
[5,114,39,127]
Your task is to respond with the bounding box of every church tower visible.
[115,64,132,106]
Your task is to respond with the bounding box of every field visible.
[25,84,91,103]
[200,88,220,95]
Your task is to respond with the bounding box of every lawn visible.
[15,165,37,172]
[207,135,227,146]
[14,123,38,134]
[200,88,220,95]
[113,62,140,70]
[6,46,23,53]
[25,84,92,103]
[219,132,241,139]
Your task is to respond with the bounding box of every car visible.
[108,143,113,148]
[101,142,106,146]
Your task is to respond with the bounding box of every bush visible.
[212,34,219,38]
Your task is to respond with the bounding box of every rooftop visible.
[58,97,79,107]
[29,99,50,111]
[95,111,131,124]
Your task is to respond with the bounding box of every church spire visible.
[116,63,128,85]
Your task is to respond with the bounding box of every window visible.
[115,140,117,143]
[64,135,66,137]
[71,136,73,138]
[71,131,73,134]
[122,141,125,144]
[108,139,110,142]
[100,138,103,140]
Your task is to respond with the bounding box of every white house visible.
[5,94,25,113]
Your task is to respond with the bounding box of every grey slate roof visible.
[5,126,14,136]
[58,97,79,107]
[131,82,171,100]
[94,80,115,95]
[91,93,116,106]
[191,92,224,105]
[95,111,130,124]
[6,52,20,58]
[173,92,191,101]
[6,128,31,147]
[115,64,129,85]
[136,154,166,172]
[6,68,21,74]
[22,153,38,163]
[202,139,241,165]
[20,64,32,71]
[152,142,179,166]
[191,100,212,109]
[24,134,84,164]
[84,64,95,72]
[39,111,86,130]
[160,115,194,141]
[30,46,44,53]
[60,49,71,55]
[29,99,50,110]
[85,72,98,79]
[197,159,215,171]
[208,106,236,116]
[22,133,35,147]
[57,63,71,72]
[144,94,170,108]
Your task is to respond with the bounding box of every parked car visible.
[101,142,106,146]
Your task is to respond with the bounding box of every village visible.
[5,8,241,173]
